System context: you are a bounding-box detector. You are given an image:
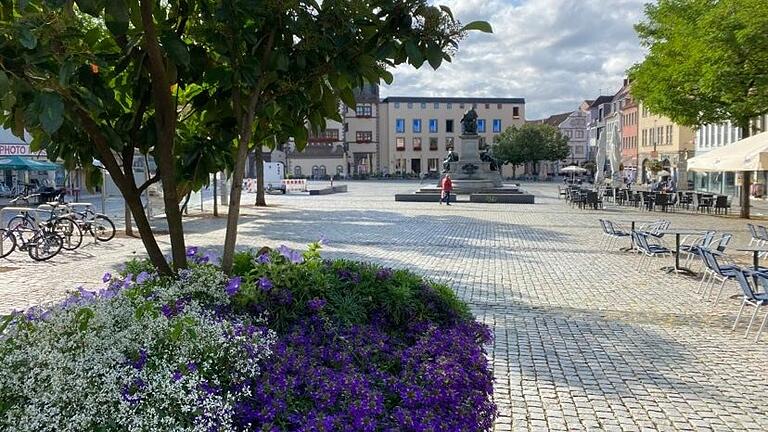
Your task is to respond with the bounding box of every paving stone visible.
[2,181,768,431]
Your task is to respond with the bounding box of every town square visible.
[1,0,768,431]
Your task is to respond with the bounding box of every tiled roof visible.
[381,96,525,104]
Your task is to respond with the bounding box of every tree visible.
[187,0,492,273]
[629,0,768,218]
[493,124,569,176]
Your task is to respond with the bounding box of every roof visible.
[588,95,613,108]
[288,144,345,159]
[381,96,525,105]
[542,112,573,127]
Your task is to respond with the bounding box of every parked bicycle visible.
[68,205,116,242]
[1,219,63,261]
[7,197,83,251]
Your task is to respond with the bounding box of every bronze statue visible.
[460,108,479,135]
[442,149,459,172]
[480,149,499,171]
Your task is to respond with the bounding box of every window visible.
[429,119,438,133]
[355,104,372,117]
[336,165,344,175]
[396,137,405,151]
[395,119,405,133]
[666,125,673,145]
[472,103,477,109]
[394,102,400,109]
[459,103,465,109]
[492,119,502,133]
[479,137,486,148]
[446,119,454,133]
[311,128,339,141]
[445,137,454,150]
[485,104,490,109]
[356,131,373,142]
[513,106,520,119]
[497,104,502,110]
[429,137,438,151]
[412,119,422,133]
[294,166,302,176]
[477,119,486,133]
[413,137,422,151]
[576,130,584,138]
[434,102,439,109]
[420,102,427,109]
[447,103,452,109]
[428,158,439,172]
[407,102,413,109]
[319,165,327,177]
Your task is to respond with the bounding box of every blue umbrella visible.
[0,155,60,171]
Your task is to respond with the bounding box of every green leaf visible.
[105,0,129,36]
[339,87,356,108]
[0,71,9,95]
[426,44,443,70]
[160,32,190,67]
[404,41,424,67]
[380,69,394,85]
[58,61,77,86]
[75,0,103,16]
[19,28,37,49]
[461,21,493,33]
[439,5,454,21]
[39,93,65,134]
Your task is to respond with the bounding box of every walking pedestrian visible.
[440,174,453,206]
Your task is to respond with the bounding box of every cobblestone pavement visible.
[2,181,768,431]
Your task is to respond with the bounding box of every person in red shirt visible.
[440,174,453,206]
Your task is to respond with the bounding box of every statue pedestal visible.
[444,134,503,193]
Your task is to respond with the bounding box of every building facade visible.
[637,103,695,187]
[533,110,588,174]
[692,114,768,196]
[379,97,526,176]
[585,96,614,162]
[344,84,381,176]
[616,81,639,177]
[285,118,347,179]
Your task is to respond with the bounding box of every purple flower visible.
[136,271,151,285]
[318,234,329,246]
[257,253,271,264]
[186,246,198,257]
[102,272,112,283]
[77,286,96,300]
[198,251,219,264]
[258,277,273,292]
[171,370,183,382]
[376,268,394,281]
[132,349,148,370]
[307,297,327,311]
[187,361,198,373]
[278,290,293,305]
[122,274,133,288]
[277,245,304,264]
[226,277,242,297]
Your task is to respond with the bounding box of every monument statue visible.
[460,108,478,135]
[479,149,499,171]
[442,149,459,172]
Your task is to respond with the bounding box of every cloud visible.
[381,0,648,119]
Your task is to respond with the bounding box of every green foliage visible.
[230,249,470,334]
[493,123,570,169]
[629,0,768,131]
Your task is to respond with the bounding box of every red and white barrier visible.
[282,179,307,192]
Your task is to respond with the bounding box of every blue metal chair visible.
[731,269,768,342]
[698,248,739,303]
[632,230,672,270]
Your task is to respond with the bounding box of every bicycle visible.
[69,205,116,242]
[2,219,63,261]
[7,198,83,251]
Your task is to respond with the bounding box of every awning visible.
[0,155,60,171]
[688,131,768,172]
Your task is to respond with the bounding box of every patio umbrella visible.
[657,169,671,177]
[687,131,768,172]
[560,165,587,182]
[0,155,60,171]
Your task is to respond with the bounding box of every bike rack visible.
[1,207,44,231]
[38,202,99,244]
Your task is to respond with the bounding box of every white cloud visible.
[381,0,648,119]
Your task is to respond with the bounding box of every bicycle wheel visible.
[7,215,32,231]
[92,215,116,242]
[0,229,16,258]
[53,217,83,251]
[27,233,62,261]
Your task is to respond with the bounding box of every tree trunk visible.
[221,137,252,273]
[255,148,266,207]
[213,172,218,217]
[124,189,172,275]
[740,125,752,219]
[511,164,517,178]
[124,204,133,236]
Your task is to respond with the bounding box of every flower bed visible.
[0,243,496,431]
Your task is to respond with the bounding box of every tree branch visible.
[137,174,161,194]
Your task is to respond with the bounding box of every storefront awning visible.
[0,155,60,171]
[687,131,768,172]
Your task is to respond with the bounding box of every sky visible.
[381,0,649,120]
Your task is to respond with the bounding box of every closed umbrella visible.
[560,165,588,182]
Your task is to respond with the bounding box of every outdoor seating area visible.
[599,218,768,343]
[562,184,733,215]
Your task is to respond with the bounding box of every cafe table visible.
[657,229,708,275]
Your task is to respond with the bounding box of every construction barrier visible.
[282,179,307,192]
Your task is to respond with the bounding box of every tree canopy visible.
[629,0,768,218]
[0,0,491,273]
[493,123,569,174]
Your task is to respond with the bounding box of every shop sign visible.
[0,144,46,156]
